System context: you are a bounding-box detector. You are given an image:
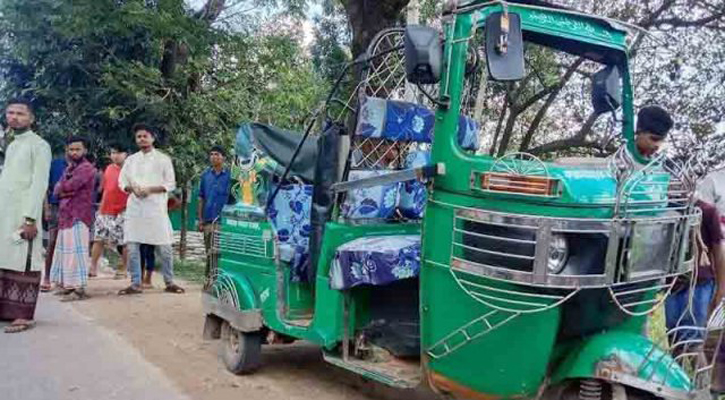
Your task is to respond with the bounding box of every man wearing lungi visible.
[117,123,185,295]
[50,136,97,301]
[0,98,51,333]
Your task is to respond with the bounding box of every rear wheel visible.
[219,320,262,374]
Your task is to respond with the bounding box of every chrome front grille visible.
[448,205,699,289]
[455,213,537,273]
[451,207,614,288]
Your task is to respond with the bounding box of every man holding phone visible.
[0,98,51,333]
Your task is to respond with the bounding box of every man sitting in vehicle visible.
[634,105,674,159]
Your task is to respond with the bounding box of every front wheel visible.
[219,320,262,374]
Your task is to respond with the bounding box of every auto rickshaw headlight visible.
[547,234,568,274]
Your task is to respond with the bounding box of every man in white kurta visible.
[118,124,184,294]
[0,99,51,332]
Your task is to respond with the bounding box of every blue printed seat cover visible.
[329,235,421,290]
[347,96,480,221]
[341,170,400,220]
[398,150,430,219]
[267,183,313,281]
[355,95,480,151]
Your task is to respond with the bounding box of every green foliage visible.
[310,0,350,84]
[0,0,326,183]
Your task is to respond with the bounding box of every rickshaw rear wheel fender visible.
[203,273,263,340]
[549,331,690,393]
[227,273,261,311]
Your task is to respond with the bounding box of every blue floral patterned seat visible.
[267,183,313,281]
[398,150,430,219]
[329,235,421,290]
[355,95,480,151]
[341,170,400,220]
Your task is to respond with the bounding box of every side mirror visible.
[485,12,525,81]
[591,66,622,115]
[405,25,442,84]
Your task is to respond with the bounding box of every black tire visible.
[219,320,262,375]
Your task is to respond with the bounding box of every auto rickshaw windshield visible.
[460,28,628,159]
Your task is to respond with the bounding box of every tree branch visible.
[528,112,600,156]
[196,0,227,24]
[639,0,677,28]
[515,84,557,112]
[489,100,509,155]
[650,10,725,28]
[516,58,585,152]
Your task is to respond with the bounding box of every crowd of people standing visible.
[0,98,232,334]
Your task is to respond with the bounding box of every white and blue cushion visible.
[354,95,481,151]
[356,96,435,142]
[267,184,313,281]
[341,170,400,220]
[398,150,430,219]
[329,235,421,290]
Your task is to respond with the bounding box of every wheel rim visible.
[228,327,240,354]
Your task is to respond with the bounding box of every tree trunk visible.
[496,109,519,157]
[519,90,560,152]
[519,58,585,152]
[179,182,189,260]
[160,0,224,80]
[488,101,508,155]
[342,0,410,58]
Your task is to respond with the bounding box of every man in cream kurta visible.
[0,99,51,332]
[118,124,184,295]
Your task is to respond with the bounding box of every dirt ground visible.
[71,275,439,400]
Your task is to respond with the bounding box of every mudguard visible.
[225,272,260,311]
[551,331,693,399]
[203,272,262,336]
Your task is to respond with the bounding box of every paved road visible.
[0,293,189,400]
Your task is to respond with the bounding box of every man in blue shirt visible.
[197,145,232,286]
[41,152,68,292]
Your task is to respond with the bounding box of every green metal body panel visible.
[551,330,691,391]
[218,211,421,347]
[421,197,561,396]
[217,214,274,311]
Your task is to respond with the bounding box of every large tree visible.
[0,0,326,256]
[340,0,410,58]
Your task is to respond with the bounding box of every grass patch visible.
[173,258,206,284]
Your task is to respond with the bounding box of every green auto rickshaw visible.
[202,1,723,399]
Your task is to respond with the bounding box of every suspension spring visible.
[579,379,603,400]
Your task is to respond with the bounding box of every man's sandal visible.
[4,319,35,334]
[164,284,185,294]
[60,290,89,302]
[118,286,143,296]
